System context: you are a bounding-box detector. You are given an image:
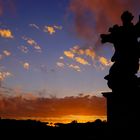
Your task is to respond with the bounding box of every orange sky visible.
[0,94,106,120]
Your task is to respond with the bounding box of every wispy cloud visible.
[68,64,81,72]
[54,25,62,30]
[0,50,11,61]
[29,24,40,30]
[56,62,65,68]
[3,50,11,56]
[43,25,62,35]
[18,45,29,53]
[0,29,14,38]
[29,23,62,35]
[22,36,42,52]
[57,56,81,72]
[0,71,11,81]
[59,56,64,60]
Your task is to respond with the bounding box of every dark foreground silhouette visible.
[0,118,108,139]
[101,11,140,139]
[0,117,139,139]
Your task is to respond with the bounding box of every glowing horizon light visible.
[11,115,107,126]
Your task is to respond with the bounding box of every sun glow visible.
[15,115,106,126]
[60,115,106,123]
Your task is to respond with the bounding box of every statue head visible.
[121,11,134,26]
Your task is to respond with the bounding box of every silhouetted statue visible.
[101,11,140,92]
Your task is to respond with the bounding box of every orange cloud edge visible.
[0,94,106,124]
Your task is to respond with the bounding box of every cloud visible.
[27,39,35,45]
[3,50,11,56]
[0,29,14,38]
[0,94,106,118]
[56,62,65,68]
[43,25,62,35]
[29,23,62,35]
[70,45,96,59]
[75,57,90,65]
[59,56,64,60]
[0,50,11,61]
[98,56,112,67]
[18,45,29,53]
[23,62,30,70]
[69,0,140,42]
[44,26,55,35]
[64,51,75,59]
[22,36,42,52]
[29,24,40,30]
[62,45,112,70]
[85,48,96,59]
[57,55,81,72]
[0,71,11,81]
[70,45,84,55]
[68,64,81,72]
[54,25,62,30]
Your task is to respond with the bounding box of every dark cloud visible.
[0,0,16,16]
[0,94,106,118]
[70,0,140,43]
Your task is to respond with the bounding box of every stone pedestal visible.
[102,91,140,129]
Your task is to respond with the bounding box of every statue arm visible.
[100,24,119,44]
[100,34,113,43]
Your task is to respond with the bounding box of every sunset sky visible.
[0,0,140,122]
